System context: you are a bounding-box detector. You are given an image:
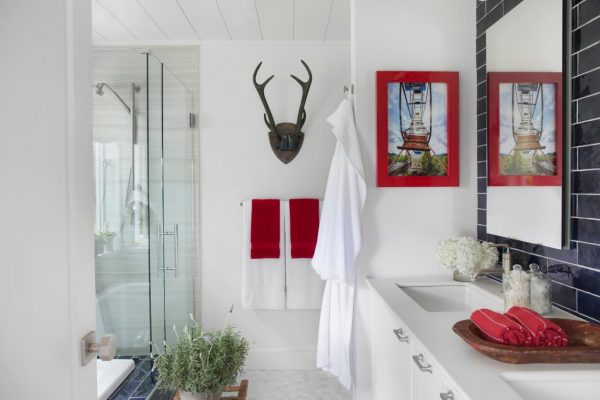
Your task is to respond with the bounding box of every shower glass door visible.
[94,49,195,357]
[149,57,196,353]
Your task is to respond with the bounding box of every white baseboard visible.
[245,349,317,370]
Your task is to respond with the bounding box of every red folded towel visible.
[289,199,320,259]
[250,199,280,259]
[471,309,532,346]
[505,306,568,348]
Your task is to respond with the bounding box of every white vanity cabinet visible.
[371,291,468,400]
[371,292,412,400]
[410,338,445,400]
[410,337,465,400]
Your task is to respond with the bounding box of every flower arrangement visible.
[155,310,250,400]
[436,237,499,276]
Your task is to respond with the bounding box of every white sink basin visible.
[397,284,502,312]
[502,371,600,400]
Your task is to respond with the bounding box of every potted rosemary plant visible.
[155,312,250,400]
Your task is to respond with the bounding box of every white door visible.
[0,1,96,399]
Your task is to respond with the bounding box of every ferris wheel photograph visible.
[386,81,449,177]
[487,72,562,187]
[498,82,557,177]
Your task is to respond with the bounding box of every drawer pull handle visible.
[393,328,409,343]
[412,353,433,374]
[440,391,454,400]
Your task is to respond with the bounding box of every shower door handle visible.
[157,224,163,277]
[172,224,179,278]
[157,224,161,277]
[158,224,179,277]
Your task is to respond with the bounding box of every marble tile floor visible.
[108,357,351,400]
[241,369,352,400]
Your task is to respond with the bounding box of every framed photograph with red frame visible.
[488,72,562,186]
[376,71,460,187]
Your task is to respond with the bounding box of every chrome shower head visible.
[92,82,131,115]
[94,83,105,96]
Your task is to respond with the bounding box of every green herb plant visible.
[156,310,250,397]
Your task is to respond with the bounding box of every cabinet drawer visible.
[410,338,445,400]
[371,293,412,400]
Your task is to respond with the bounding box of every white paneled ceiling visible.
[92,0,350,44]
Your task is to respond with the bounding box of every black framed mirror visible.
[478,0,573,250]
[562,0,573,250]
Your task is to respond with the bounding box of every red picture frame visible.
[488,72,563,186]
[376,71,460,187]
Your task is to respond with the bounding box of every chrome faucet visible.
[487,243,512,273]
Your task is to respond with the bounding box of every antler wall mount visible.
[253,60,312,164]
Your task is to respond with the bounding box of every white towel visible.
[242,200,286,310]
[283,201,325,310]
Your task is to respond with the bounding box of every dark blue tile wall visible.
[476,0,600,322]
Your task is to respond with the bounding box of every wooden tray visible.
[174,380,248,400]
[453,318,600,364]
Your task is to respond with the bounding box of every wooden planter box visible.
[174,380,249,400]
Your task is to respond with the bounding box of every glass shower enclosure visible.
[93,48,195,356]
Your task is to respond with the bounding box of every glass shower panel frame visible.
[93,49,151,356]
[161,65,195,347]
[148,57,195,353]
[148,54,166,353]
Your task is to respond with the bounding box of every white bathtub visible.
[96,281,151,354]
[97,358,135,400]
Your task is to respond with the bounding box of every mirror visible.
[485,0,569,249]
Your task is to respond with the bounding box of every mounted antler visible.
[253,62,277,133]
[252,60,312,164]
[290,60,312,132]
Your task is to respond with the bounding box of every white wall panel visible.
[293,0,332,40]
[137,0,199,40]
[351,0,477,398]
[91,0,349,43]
[325,0,350,41]
[198,43,349,368]
[217,0,262,40]
[178,0,231,40]
[99,0,167,41]
[93,0,137,42]
[255,0,294,40]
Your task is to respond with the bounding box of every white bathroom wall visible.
[198,42,350,368]
[0,1,96,399]
[351,0,477,397]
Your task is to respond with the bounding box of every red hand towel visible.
[505,306,568,348]
[289,199,320,259]
[471,309,532,346]
[250,199,280,259]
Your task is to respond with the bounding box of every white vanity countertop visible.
[367,276,600,400]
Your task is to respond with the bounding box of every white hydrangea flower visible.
[436,237,499,275]
[436,238,459,269]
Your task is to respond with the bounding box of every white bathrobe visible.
[312,98,366,390]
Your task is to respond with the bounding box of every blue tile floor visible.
[107,356,174,400]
